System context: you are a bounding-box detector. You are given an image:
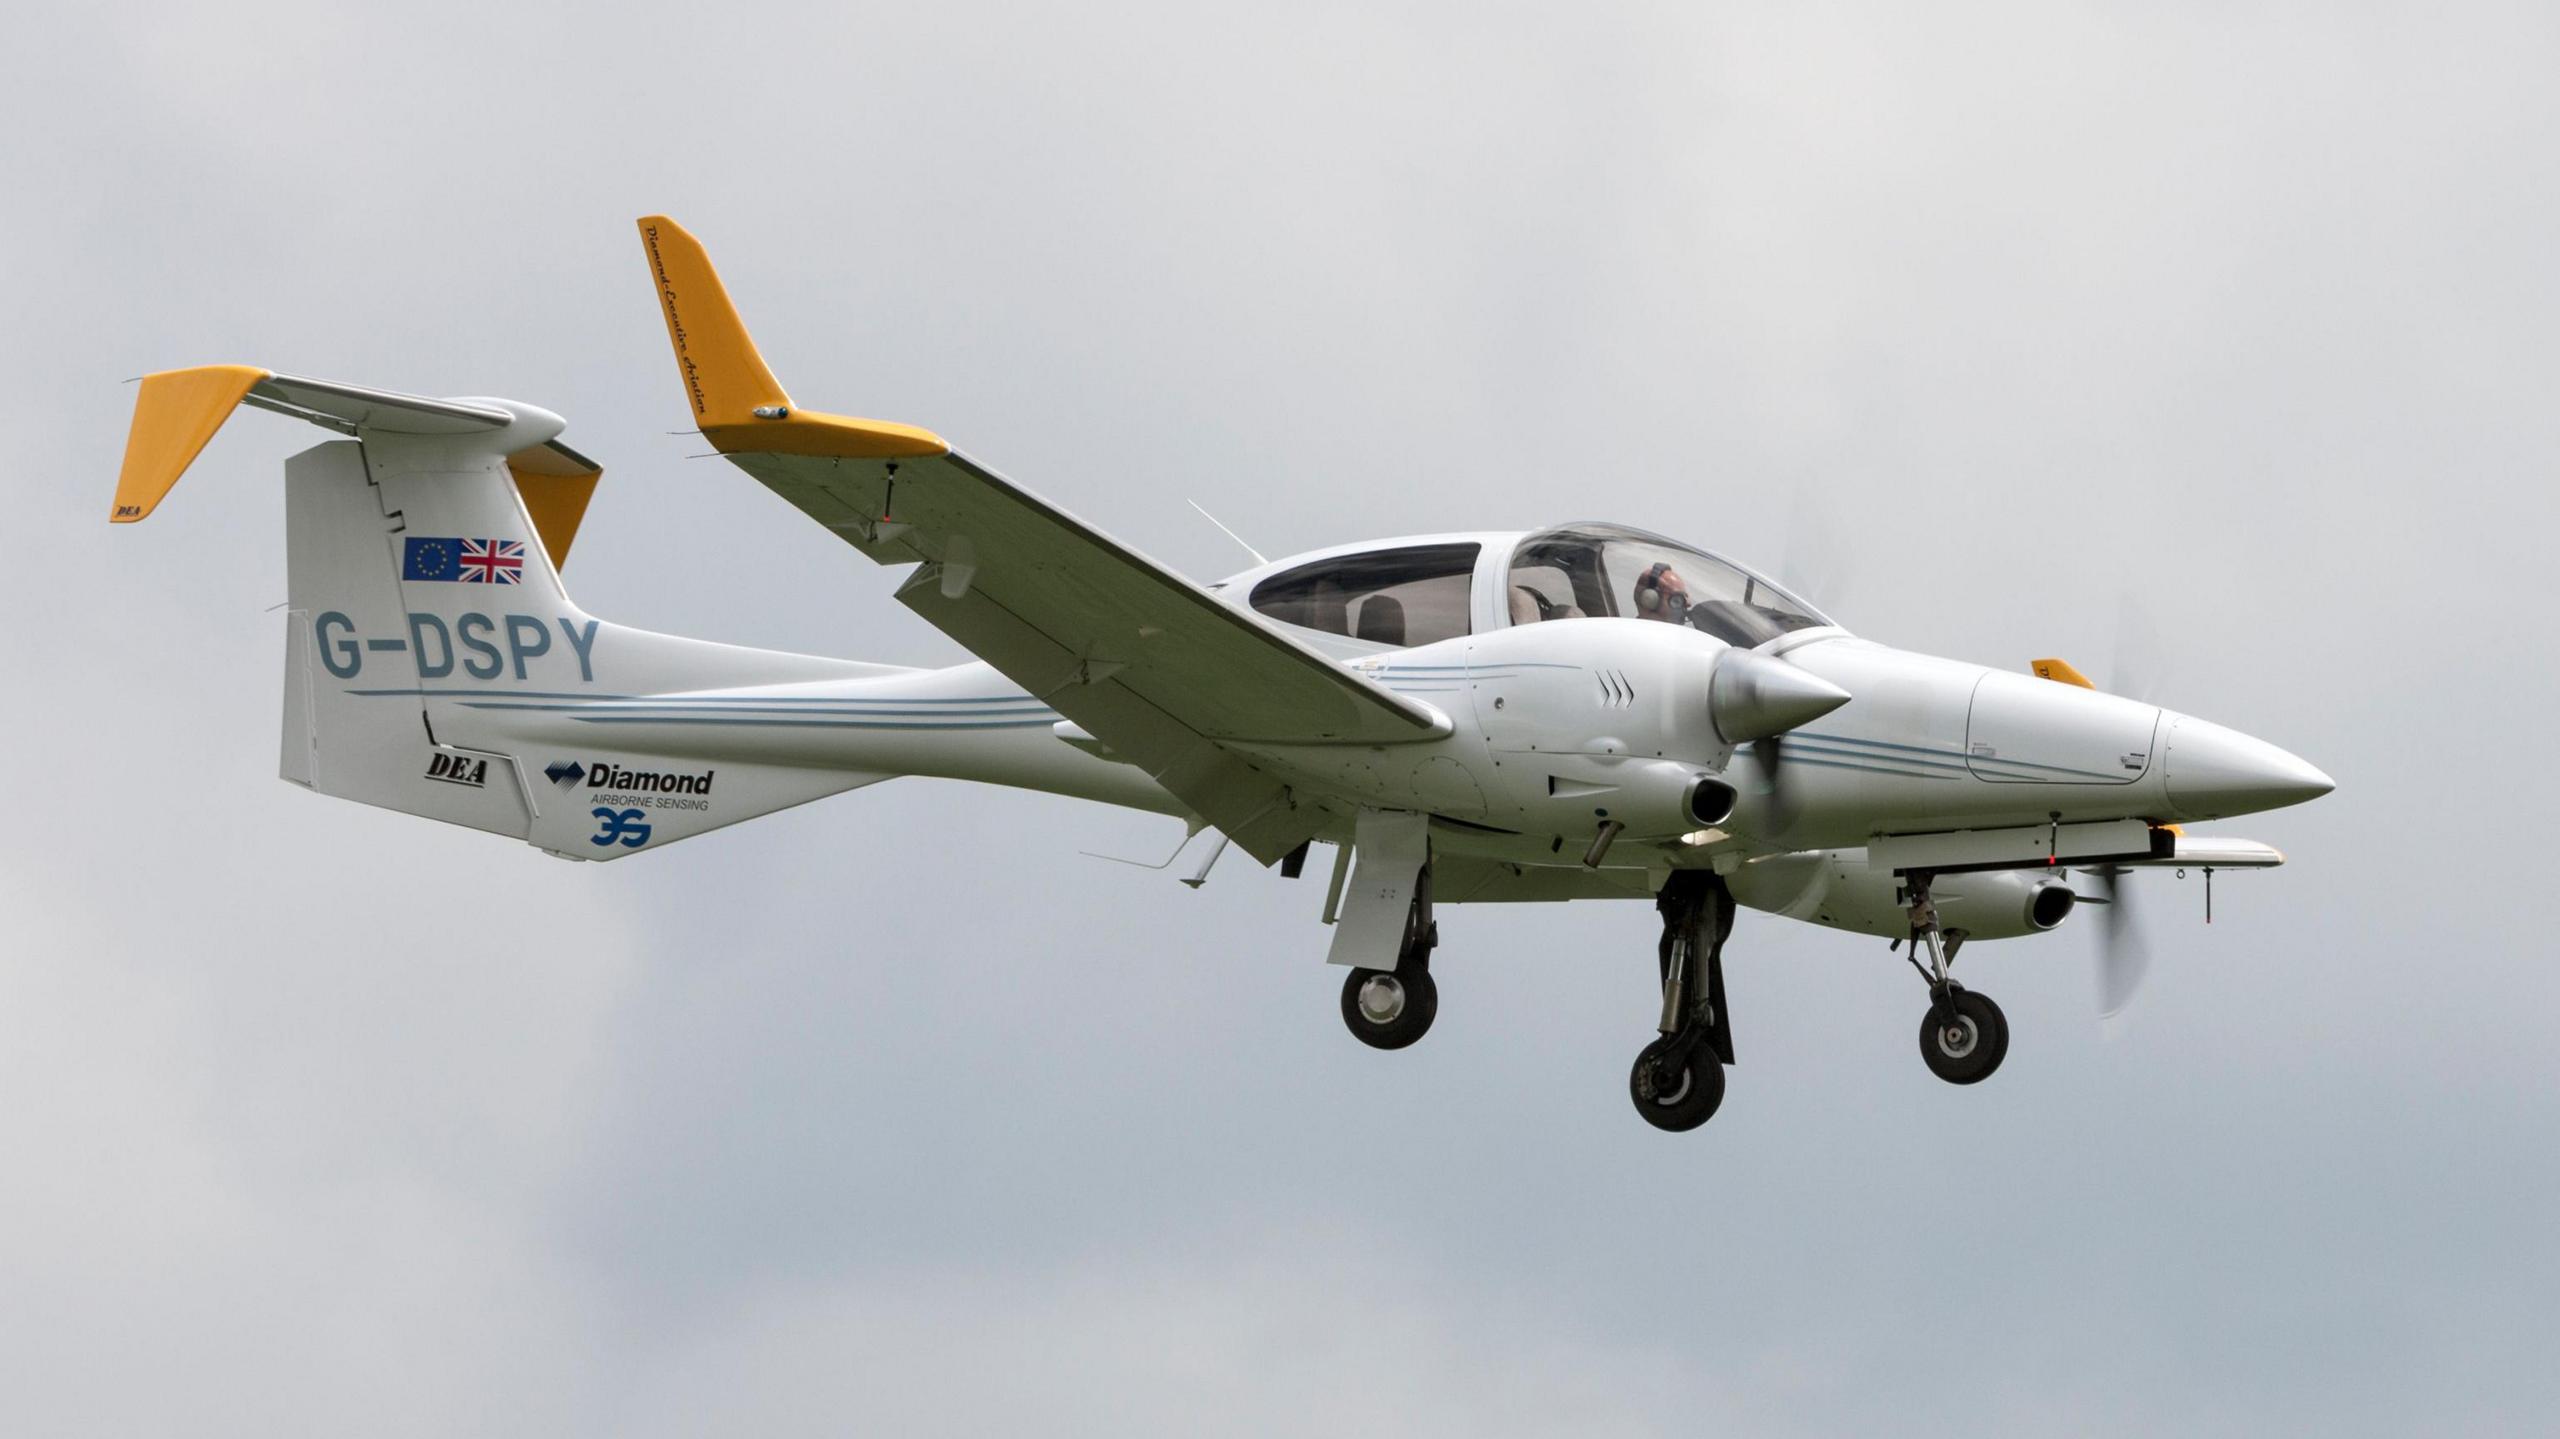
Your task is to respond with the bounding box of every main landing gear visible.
[1902,871,2009,1085]
[1628,871,1735,1131]
[1340,864,1439,1050]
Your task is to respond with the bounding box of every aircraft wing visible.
[635,216,1450,861]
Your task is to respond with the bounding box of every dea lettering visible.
[424,753,489,789]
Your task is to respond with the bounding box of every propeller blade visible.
[1779,488,1856,624]
[2110,591,2171,705]
[2084,864,2153,1022]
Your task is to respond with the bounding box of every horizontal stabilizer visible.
[113,365,606,571]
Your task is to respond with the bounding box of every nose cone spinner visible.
[2161,714,2335,821]
[1711,649,1852,745]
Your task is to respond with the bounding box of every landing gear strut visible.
[1902,870,2009,1085]
[1340,864,1439,1050]
[1628,871,1733,1131]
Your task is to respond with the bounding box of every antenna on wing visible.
[1188,500,1267,567]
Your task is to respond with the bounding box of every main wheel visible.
[1918,987,2009,1085]
[1628,1034,1726,1131]
[1342,966,1437,1049]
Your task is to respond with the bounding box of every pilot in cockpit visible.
[1634,561,1692,624]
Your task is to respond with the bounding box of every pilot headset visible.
[1635,561,1686,616]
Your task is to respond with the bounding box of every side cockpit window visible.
[1249,543,1480,648]
[1507,524,1833,645]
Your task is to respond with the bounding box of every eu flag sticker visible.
[404,537,526,583]
[403,536,461,581]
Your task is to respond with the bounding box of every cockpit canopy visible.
[1504,523,1831,647]
[1246,541,1480,648]
[1237,523,1835,650]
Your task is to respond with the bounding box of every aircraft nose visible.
[2160,714,2335,820]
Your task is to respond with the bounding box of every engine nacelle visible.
[1726,849,2077,942]
[1511,754,1739,841]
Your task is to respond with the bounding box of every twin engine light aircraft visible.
[110,216,2334,1132]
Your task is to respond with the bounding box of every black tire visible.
[1918,987,2009,1085]
[1342,966,1437,1050]
[1629,1035,1726,1131]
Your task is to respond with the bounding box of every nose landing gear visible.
[1902,871,2010,1085]
[1628,871,1735,1131]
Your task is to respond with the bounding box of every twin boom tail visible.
[113,368,1155,859]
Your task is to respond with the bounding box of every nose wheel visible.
[1901,870,2010,1085]
[1918,985,2009,1084]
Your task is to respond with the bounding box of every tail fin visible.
[121,367,906,858]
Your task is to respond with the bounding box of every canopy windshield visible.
[1505,523,1835,645]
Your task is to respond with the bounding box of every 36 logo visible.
[590,807,651,848]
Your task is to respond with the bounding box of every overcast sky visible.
[5,2,2556,1434]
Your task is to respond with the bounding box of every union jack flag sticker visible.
[457,538,525,584]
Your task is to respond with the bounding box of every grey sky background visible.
[5,2,2556,1433]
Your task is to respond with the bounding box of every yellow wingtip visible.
[636,215,790,426]
[2030,657,2096,689]
[635,215,948,460]
[111,364,269,523]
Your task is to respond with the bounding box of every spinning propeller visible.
[1772,504,2183,1022]
[2051,601,2174,1025]
[2074,860,2151,1022]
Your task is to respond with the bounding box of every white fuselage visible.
[481,530,2320,933]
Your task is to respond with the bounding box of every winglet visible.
[111,364,269,522]
[636,215,792,426]
[2030,657,2096,689]
[635,215,948,459]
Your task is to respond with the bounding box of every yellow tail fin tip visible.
[111,364,269,523]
